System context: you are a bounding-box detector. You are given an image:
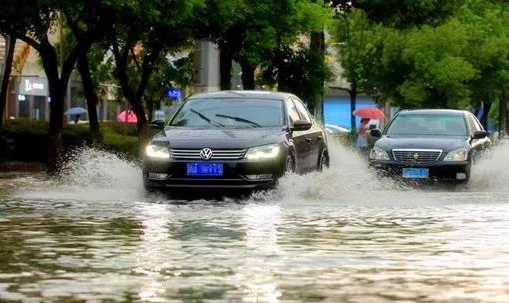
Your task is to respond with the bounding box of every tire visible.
[285,153,296,173]
[318,150,329,172]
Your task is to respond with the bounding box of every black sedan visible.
[143,91,329,189]
[369,109,491,183]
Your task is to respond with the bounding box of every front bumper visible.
[370,160,471,181]
[143,157,286,189]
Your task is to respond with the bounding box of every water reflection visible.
[239,204,282,303]
[135,203,172,302]
[1,143,509,301]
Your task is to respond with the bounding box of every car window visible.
[386,113,468,136]
[286,99,301,124]
[293,98,312,123]
[169,98,284,128]
[467,115,482,133]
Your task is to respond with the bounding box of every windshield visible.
[169,98,284,128]
[386,113,467,136]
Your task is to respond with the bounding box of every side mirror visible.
[291,120,312,131]
[472,130,488,139]
[370,129,382,138]
[150,119,165,130]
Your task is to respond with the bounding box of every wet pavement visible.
[1,142,509,302]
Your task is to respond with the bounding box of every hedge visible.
[0,119,139,163]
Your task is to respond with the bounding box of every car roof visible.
[187,90,292,101]
[398,109,468,116]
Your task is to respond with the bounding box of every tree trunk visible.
[349,88,357,132]
[480,101,491,131]
[240,60,255,90]
[77,50,102,146]
[39,46,68,174]
[147,96,154,122]
[47,77,65,174]
[0,35,15,128]
[219,46,233,90]
[310,31,325,123]
[500,90,508,138]
[131,101,150,156]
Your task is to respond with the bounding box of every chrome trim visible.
[170,148,247,160]
[392,149,443,163]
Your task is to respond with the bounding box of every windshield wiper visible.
[191,109,224,127]
[215,114,262,128]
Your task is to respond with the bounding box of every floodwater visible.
[1,141,509,302]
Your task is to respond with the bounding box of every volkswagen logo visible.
[200,148,213,160]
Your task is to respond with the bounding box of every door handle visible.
[305,138,312,143]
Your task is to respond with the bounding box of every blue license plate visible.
[402,168,429,179]
[187,163,223,176]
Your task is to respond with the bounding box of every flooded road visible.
[1,142,509,302]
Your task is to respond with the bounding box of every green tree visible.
[108,0,203,151]
[0,0,112,172]
[196,0,329,93]
[332,9,383,132]
[458,0,509,128]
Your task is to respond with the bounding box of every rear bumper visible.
[370,160,471,181]
[143,157,285,189]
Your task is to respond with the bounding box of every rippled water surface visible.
[1,142,509,302]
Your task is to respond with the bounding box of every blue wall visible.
[324,96,377,129]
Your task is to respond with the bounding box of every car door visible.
[467,114,490,162]
[286,98,310,173]
[292,97,323,170]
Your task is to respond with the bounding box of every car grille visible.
[392,149,442,164]
[170,148,247,160]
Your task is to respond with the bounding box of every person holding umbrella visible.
[357,118,370,150]
[353,107,386,155]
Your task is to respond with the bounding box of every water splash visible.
[468,140,509,192]
[18,147,145,202]
[15,139,509,203]
[261,139,408,203]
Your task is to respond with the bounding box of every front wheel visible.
[285,153,296,173]
[318,150,329,172]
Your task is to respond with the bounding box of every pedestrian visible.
[74,114,80,124]
[356,118,370,154]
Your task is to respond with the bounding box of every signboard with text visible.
[19,77,48,96]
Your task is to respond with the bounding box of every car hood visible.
[153,127,287,149]
[375,135,469,152]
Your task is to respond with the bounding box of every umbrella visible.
[65,107,87,116]
[353,107,386,120]
[117,110,138,123]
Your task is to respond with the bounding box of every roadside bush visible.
[102,127,139,159]
[103,121,138,136]
[1,119,139,163]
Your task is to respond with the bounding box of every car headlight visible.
[245,144,281,160]
[145,144,170,159]
[444,148,468,162]
[370,146,390,161]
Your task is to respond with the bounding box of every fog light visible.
[456,173,467,180]
[245,174,273,180]
[148,173,169,180]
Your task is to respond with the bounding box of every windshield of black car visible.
[169,98,284,128]
[386,113,467,136]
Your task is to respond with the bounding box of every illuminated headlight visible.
[444,148,468,162]
[369,146,390,161]
[145,144,170,159]
[245,144,281,160]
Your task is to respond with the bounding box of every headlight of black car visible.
[145,144,170,159]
